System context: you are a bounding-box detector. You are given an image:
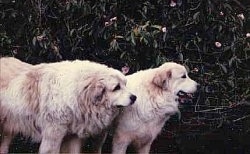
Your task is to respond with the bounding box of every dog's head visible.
[79,67,136,108]
[153,62,198,102]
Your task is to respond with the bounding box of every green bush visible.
[1,0,250,135]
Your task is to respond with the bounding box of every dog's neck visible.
[132,91,179,123]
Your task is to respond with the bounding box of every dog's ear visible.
[90,82,106,105]
[152,70,172,90]
[79,81,106,106]
[93,83,105,105]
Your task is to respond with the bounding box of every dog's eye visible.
[113,84,121,91]
[181,75,187,78]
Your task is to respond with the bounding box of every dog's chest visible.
[71,108,118,137]
[136,116,167,138]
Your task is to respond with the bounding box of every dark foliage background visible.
[0,0,250,153]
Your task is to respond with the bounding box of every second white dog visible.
[112,62,198,154]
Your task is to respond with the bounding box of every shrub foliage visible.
[0,0,250,152]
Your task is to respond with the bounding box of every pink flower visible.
[110,17,117,21]
[220,11,224,16]
[121,66,130,75]
[36,35,45,41]
[162,27,167,33]
[170,0,176,7]
[191,67,199,73]
[193,68,199,72]
[105,21,111,26]
[215,42,222,48]
[246,33,250,38]
[237,13,245,20]
[105,17,117,27]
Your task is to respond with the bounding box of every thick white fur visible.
[0,57,136,153]
[111,62,198,154]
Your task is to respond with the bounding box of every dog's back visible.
[0,57,32,89]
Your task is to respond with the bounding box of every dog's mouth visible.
[116,105,124,108]
[116,101,135,109]
[177,90,194,103]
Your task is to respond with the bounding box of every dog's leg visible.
[136,142,152,154]
[132,136,154,154]
[0,132,13,154]
[91,130,108,154]
[60,134,82,154]
[112,132,130,154]
[39,126,66,154]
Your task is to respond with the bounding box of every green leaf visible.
[193,12,200,20]
[131,31,136,46]
[151,25,162,30]
[163,32,167,42]
[229,56,235,67]
[120,51,126,59]
[32,37,37,46]
[153,40,158,48]
[142,37,148,45]
[227,79,234,87]
[70,29,75,36]
[115,35,124,39]
[179,52,183,61]
[223,3,233,11]
[219,64,228,74]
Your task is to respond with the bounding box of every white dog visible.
[0,58,136,153]
[111,62,198,154]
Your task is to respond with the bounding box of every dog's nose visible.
[130,95,137,104]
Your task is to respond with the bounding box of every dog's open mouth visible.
[116,105,124,108]
[177,90,194,103]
